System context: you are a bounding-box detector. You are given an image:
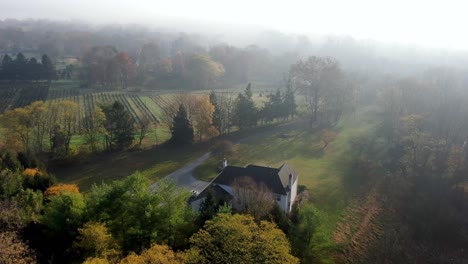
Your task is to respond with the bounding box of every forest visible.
[0,17,468,264]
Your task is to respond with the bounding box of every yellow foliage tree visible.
[119,244,182,264]
[44,184,80,197]
[192,95,217,142]
[74,222,119,261]
[186,213,299,264]
[23,168,42,177]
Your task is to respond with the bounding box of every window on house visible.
[274,194,281,201]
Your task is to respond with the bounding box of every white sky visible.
[1,0,467,50]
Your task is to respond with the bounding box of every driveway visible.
[150,152,212,193]
[152,122,294,193]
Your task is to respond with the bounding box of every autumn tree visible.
[82,108,107,152]
[74,222,119,261]
[115,52,136,89]
[119,244,182,264]
[57,100,78,154]
[192,95,217,141]
[81,45,118,87]
[0,231,36,264]
[186,213,299,264]
[44,183,80,198]
[290,56,348,126]
[184,53,224,89]
[320,129,338,149]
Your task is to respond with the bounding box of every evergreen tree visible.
[102,101,135,150]
[0,54,13,80]
[197,189,218,226]
[26,57,41,81]
[234,84,257,129]
[283,79,297,120]
[170,104,194,145]
[14,53,27,80]
[41,54,55,83]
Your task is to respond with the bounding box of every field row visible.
[0,85,164,135]
[0,84,49,112]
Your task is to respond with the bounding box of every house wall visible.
[191,197,205,212]
[278,194,289,212]
[197,183,295,213]
[288,176,298,212]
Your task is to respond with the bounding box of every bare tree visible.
[232,176,274,220]
[290,56,346,126]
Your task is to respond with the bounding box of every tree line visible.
[0,53,56,82]
[0,151,303,264]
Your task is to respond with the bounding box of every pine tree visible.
[41,54,56,83]
[102,101,135,150]
[234,84,257,129]
[170,104,194,145]
[283,79,297,120]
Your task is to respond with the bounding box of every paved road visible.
[151,152,212,193]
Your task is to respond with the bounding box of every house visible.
[191,163,299,213]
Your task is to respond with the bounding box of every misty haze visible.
[0,1,467,263]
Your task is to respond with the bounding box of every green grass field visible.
[192,108,377,262]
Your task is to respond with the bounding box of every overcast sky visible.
[1,0,467,50]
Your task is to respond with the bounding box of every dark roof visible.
[194,184,232,202]
[212,164,298,195]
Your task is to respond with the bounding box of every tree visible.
[209,91,223,133]
[260,89,283,123]
[119,244,182,264]
[320,129,338,149]
[44,183,80,197]
[41,191,85,236]
[86,173,195,253]
[135,114,151,148]
[74,222,119,260]
[196,189,219,226]
[184,53,224,89]
[82,108,107,152]
[290,56,344,126]
[115,52,136,89]
[41,54,55,83]
[192,95,217,141]
[231,176,275,220]
[0,231,36,264]
[283,78,297,120]
[186,213,299,264]
[233,85,257,129]
[58,100,79,155]
[102,101,135,150]
[0,54,14,80]
[80,46,118,87]
[289,204,327,263]
[14,53,28,80]
[169,104,194,146]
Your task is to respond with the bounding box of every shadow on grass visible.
[49,142,207,191]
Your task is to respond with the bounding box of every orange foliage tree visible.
[44,184,80,197]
